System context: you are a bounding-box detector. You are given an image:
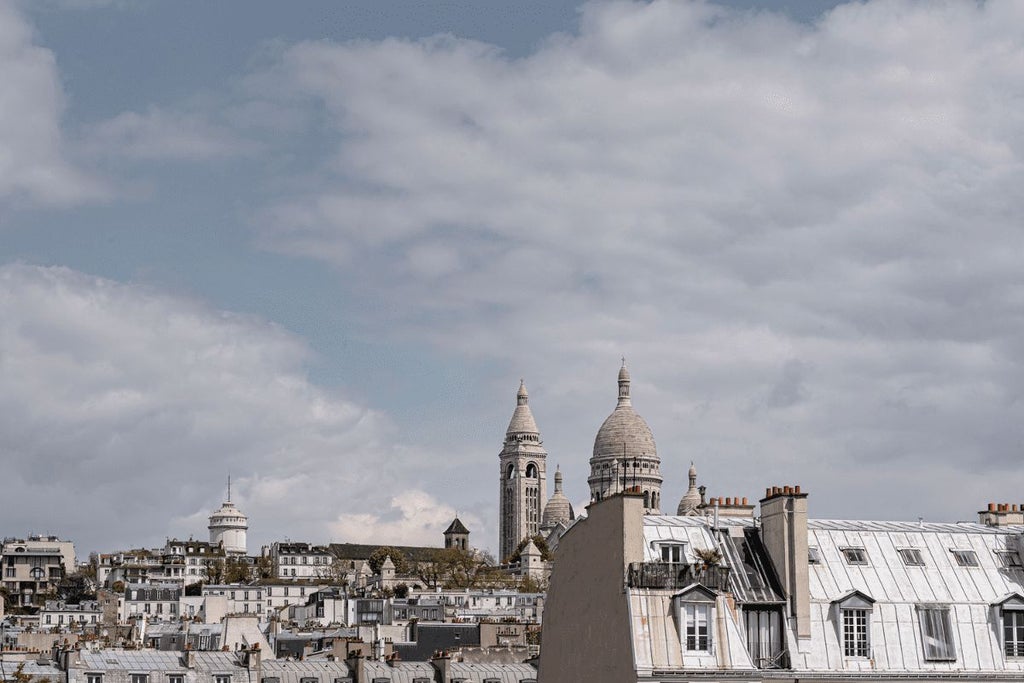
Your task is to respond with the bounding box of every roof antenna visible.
[227,474,231,502]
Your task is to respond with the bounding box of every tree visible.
[224,557,251,583]
[184,581,203,597]
[254,555,274,580]
[368,547,409,575]
[393,583,409,598]
[505,535,551,564]
[427,547,494,589]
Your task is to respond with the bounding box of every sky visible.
[2,0,1023,559]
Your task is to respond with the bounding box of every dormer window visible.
[832,590,875,659]
[808,547,823,565]
[841,547,868,565]
[950,549,979,567]
[658,543,685,564]
[673,584,716,654]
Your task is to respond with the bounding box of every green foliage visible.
[393,582,409,598]
[505,535,551,564]
[368,547,409,575]
[694,547,722,566]
[184,581,204,596]
[224,556,251,583]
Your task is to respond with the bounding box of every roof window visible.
[841,547,868,565]
[997,551,1023,569]
[950,549,979,567]
[808,547,823,565]
[898,548,925,566]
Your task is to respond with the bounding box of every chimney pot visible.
[742,497,748,505]
[725,497,732,506]
[989,502,997,512]
[784,486,792,495]
[766,488,772,499]
[794,485,801,494]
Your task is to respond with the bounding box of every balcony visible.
[626,562,731,592]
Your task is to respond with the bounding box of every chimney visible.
[979,503,1024,527]
[760,485,810,640]
[181,646,195,669]
[431,650,452,682]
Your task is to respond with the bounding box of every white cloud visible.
[247,0,1024,522]
[0,264,458,553]
[0,0,104,204]
[82,107,254,161]
[330,490,482,547]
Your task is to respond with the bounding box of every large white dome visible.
[591,364,658,464]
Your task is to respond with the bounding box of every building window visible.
[841,548,868,565]
[997,552,1023,569]
[660,544,684,563]
[808,547,822,565]
[683,603,711,651]
[215,676,231,683]
[168,676,183,683]
[951,549,979,567]
[744,607,786,669]
[1005,609,1024,657]
[131,675,149,683]
[918,606,956,661]
[262,678,280,683]
[87,674,103,683]
[842,609,870,657]
[898,548,925,566]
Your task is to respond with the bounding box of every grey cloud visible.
[246,0,1024,523]
[0,1,105,204]
[0,264,456,553]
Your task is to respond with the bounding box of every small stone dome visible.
[677,461,701,515]
[542,466,575,528]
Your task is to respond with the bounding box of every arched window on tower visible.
[644,491,650,508]
[526,463,538,478]
[507,463,516,479]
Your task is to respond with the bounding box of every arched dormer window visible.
[525,463,538,478]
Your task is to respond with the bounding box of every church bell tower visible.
[498,380,548,562]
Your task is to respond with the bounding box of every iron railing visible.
[626,562,731,592]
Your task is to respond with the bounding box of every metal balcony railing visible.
[626,562,731,592]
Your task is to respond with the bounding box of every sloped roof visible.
[444,517,470,535]
[328,543,439,563]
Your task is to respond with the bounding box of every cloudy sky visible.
[2,0,1023,558]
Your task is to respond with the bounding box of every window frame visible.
[898,548,926,567]
[841,547,869,566]
[807,547,823,565]
[917,605,957,662]
[659,542,685,564]
[997,551,1023,569]
[1004,607,1024,658]
[683,602,712,652]
[841,608,871,658]
[950,549,979,567]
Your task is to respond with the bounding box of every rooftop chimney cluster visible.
[979,502,1024,527]
[709,496,749,507]
[763,485,804,500]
